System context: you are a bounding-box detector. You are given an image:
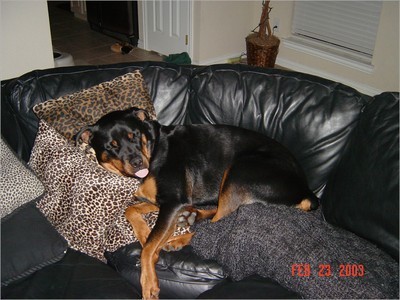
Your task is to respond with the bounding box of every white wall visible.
[1,0,54,80]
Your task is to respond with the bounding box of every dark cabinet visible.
[86,1,139,46]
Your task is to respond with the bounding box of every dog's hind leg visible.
[212,154,318,223]
[211,167,252,223]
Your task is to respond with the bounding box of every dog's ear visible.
[136,110,149,122]
[76,126,94,144]
[129,107,150,122]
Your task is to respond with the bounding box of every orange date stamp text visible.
[291,264,365,277]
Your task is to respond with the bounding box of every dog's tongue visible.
[135,168,149,178]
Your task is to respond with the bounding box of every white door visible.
[143,0,191,56]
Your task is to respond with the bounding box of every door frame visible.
[142,0,193,58]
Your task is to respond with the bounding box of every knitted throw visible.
[191,203,398,299]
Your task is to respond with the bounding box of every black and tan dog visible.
[77,107,319,299]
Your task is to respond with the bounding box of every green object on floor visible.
[163,52,191,65]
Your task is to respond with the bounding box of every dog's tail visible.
[296,192,320,211]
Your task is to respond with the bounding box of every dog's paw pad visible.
[187,212,196,225]
[177,210,197,227]
[163,244,183,252]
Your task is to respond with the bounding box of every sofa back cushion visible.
[2,62,371,198]
[1,62,191,162]
[187,65,371,196]
[322,92,399,261]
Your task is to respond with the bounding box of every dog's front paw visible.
[141,276,160,300]
[142,287,160,300]
[177,209,197,227]
[143,287,159,300]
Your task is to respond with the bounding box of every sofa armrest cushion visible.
[1,200,68,286]
[322,92,399,261]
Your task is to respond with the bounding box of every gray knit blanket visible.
[191,203,399,299]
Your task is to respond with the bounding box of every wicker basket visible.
[246,33,280,68]
[246,1,280,68]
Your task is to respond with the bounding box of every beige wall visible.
[271,1,399,95]
[1,0,54,80]
[2,0,397,95]
[185,0,398,94]
[191,1,258,65]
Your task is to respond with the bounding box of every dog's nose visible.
[131,158,143,169]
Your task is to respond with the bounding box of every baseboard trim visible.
[137,39,144,50]
[276,57,382,96]
[194,52,244,66]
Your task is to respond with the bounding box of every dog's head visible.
[76,107,156,179]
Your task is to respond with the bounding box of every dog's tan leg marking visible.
[140,209,181,300]
[125,202,159,247]
[212,168,251,222]
[211,169,231,222]
[295,198,312,211]
[135,176,157,204]
[196,207,218,220]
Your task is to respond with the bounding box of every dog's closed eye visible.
[110,140,119,149]
[128,132,134,142]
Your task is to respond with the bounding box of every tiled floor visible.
[48,2,163,66]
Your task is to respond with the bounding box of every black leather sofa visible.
[1,61,398,299]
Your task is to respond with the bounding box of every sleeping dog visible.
[77,107,319,299]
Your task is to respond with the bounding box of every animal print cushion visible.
[33,70,157,140]
[29,121,190,262]
[0,137,44,218]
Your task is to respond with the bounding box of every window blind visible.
[292,1,382,57]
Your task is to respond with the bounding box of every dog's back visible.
[149,123,318,210]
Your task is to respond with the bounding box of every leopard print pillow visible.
[33,70,157,140]
[29,121,191,262]
[0,138,44,218]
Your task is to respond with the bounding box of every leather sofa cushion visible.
[105,243,227,299]
[1,200,68,286]
[322,92,399,261]
[2,248,140,299]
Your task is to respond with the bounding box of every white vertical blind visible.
[292,1,382,56]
